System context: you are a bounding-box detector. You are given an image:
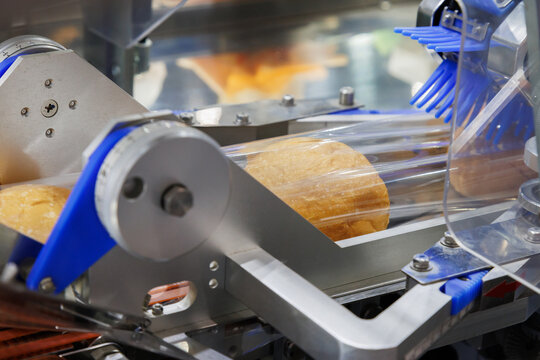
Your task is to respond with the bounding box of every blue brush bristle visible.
[394,26,487,52]
[395,19,533,144]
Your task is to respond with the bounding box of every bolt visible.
[339,86,355,106]
[21,107,29,116]
[235,112,251,125]
[443,13,452,24]
[281,94,295,106]
[44,79,52,87]
[440,231,459,248]
[209,260,219,272]
[41,99,58,118]
[151,303,164,316]
[209,278,219,289]
[69,100,77,109]
[161,184,193,217]
[411,254,431,272]
[39,277,56,293]
[526,227,540,243]
[179,112,194,125]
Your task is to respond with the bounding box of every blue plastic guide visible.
[26,127,134,293]
[441,269,489,315]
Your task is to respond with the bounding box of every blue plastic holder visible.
[26,126,134,293]
[440,269,489,315]
[8,236,43,265]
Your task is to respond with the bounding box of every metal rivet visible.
[339,87,355,106]
[440,231,459,248]
[209,279,219,289]
[411,254,431,272]
[69,100,77,109]
[21,107,29,116]
[209,261,219,272]
[281,94,295,106]
[235,112,251,125]
[45,128,55,138]
[161,184,193,217]
[39,277,56,293]
[41,99,58,118]
[180,112,194,125]
[526,227,540,243]
[151,303,164,316]
[44,79,52,87]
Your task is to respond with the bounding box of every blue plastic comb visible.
[394,26,487,52]
[395,1,533,144]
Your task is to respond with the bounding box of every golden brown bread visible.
[0,185,70,244]
[245,137,390,241]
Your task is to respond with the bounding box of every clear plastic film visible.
[444,1,540,294]
[225,114,450,242]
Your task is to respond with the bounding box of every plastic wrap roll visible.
[225,115,450,241]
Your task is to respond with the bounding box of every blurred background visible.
[0,0,434,112]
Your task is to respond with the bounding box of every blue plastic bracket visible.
[440,269,489,315]
[26,127,134,293]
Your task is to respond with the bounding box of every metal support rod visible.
[225,247,453,360]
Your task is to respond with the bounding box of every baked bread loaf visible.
[245,137,390,241]
[0,185,70,244]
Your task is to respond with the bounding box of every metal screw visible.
[179,112,194,125]
[209,279,219,289]
[39,277,56,293]
[69,100,77,109]
[235,112,251,125]
[411,254,431,272]
[161,184,193,217]
[151,303,164,316]
[281,94,295,107]
[209,261,219,272]
[526,227,540,243]
[45,128,55,138]
[440,231,459,248]
[21,107,29,116]
[44,79,52,87]
[339,87,355,106]
[41,99,58,118]
[443,13,452,24]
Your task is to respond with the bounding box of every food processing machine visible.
[0,0,539,359]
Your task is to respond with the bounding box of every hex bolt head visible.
[281,94,295,106]
[151,303,164,316]
[161,184,193,217]
[526,227,540,243]
[235,112,251,125]
[69,100,77,109]
[21,107,29,116]
[441,231,459,248]
[339,86,355,106]
[39,277,56,293]
[411,253,431,272]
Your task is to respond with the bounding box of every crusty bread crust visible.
[245,137,389,241]
[0,185,70,244]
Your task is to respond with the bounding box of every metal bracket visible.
[226,247,455,360]
[402,238,489,285]
[440,8,489,42]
